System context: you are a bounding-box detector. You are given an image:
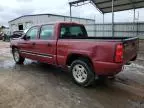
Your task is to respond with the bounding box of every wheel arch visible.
[66,53,94,68]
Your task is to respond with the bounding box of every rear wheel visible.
[70,59,95,87]
[12,48,25,64]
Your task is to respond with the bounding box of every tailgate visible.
[123,37,139,63]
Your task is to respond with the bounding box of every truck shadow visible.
[11,59,127,89]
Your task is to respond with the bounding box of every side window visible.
[26,27,39,39]
[40,25,54,40]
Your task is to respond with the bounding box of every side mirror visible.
[23,35,30,40]
[26,36,30,40]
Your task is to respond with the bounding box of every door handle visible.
[47,43,52,47]
[32,42,36,45]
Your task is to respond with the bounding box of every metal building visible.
[8,13,95,32]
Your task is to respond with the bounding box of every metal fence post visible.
[103,14,105,37]
[69,3,72,22]
[112,0,114,37]
[94,15,96,37]
[133,9,136,37]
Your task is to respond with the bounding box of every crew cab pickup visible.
[10,22,139,86]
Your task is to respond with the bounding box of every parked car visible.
[10,30,24,39]
[0,32,3,40]
[0,32,8,41]
[2,34,7,41]
[10,22,139,87]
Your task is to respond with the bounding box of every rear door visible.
[19,26,39,60]
[35,24,57,64]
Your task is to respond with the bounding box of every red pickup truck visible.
[10,22,139,86]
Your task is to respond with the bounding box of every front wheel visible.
[12,48,25,64]
[70,59,95,87]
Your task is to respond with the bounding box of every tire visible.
[70,59,95,87]
[12,48,25,64]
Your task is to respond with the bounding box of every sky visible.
[0,0,144,26]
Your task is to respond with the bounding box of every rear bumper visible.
[93,61,123,76]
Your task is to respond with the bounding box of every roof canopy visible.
[69,0,144,13]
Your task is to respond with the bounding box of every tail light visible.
[115,44,123,63]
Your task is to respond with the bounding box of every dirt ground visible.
[0,41,144,108]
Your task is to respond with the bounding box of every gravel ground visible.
[0,41,144,108]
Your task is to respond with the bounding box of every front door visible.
[19,26,39,60]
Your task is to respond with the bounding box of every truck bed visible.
[61,36,139,64]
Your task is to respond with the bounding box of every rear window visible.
[60,25,87,39]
